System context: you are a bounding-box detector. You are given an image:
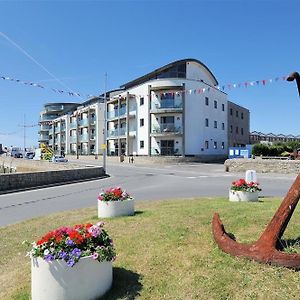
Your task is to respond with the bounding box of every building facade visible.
[39,102,78,147]
[106,59,229,159]
[227,101,250,147]
[40,98,104,155]
[39,58,250,159]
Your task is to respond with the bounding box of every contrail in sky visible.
[0,31,83,100]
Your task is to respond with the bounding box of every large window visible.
[153,63,186,79]
[161,92,175,100]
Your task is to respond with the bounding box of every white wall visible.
[186,61,217,85]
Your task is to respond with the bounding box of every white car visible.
[51,155,68,163]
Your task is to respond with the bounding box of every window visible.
[140,118,144,127]
[222,122,225,130]
[236,110,239,117]
[230,108,233,115]
[205,97,209,106]
[222,103,225,111]
[214,141,217,149]
[214,100,217,109]
[140,97,144,106]
[236,126,239,134]
[205,141,209,149]
[214,121,217,128]
[222,142,225,149]
[241,112,244,119]
[230,125,233,133]
[140,140,144,149]
[205,118,209,127]
[241,128,244,135]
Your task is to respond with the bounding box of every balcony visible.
[90,117,96,125]
[78,119,89,127]
[119,107,126,118]
[39,124,50,131]
[70,122,77,129]
[107,110,118,120]
[107,127,127,138]
[79,134,89,142]
[69,136,77,143]
[151,123,182,135]
[150,99,183,113]
[54,127,60,133]
[151,147,182,156]
[40,115,57,121]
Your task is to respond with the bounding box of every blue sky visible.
[0,0,299,148]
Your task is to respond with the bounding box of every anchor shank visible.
[257,173,300,246]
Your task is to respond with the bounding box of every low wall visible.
[0,167,105,192]
[224,158,300,174]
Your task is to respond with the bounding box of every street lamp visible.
[103,73,107,173]
[287,72,300,96]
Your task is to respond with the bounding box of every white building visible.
[106,59,229,160]
[43,97,104,156]
[40,58,249,160]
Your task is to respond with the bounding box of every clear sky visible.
[0,0,299,148]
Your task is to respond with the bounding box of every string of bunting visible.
[0,75,97,98]
[0,73,288,99]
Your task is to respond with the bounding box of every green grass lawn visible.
[1,197,300,300]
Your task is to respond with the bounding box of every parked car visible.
[25,152,35,159]
[51,155,68,163]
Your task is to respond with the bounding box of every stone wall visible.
[224,158,300,174]
[0,166,105,192]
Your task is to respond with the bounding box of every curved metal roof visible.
[120,58,218,89]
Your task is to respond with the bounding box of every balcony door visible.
[161,140,174,156]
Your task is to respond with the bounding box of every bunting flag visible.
[0,72,289,99]
[0,74,97,99]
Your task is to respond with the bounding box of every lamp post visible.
[287,72,300,96]
[103,73,107,173]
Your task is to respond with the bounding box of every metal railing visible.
[151,123,182,134]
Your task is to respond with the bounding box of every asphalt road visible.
[0,161,297,227]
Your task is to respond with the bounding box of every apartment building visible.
[39,102,78,147]
[106,59,229,159]
[40,97,104,155]
[227,101,250,147]
[39,58,249,159]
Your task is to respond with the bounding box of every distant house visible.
[250,131,300,144]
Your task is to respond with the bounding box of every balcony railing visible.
[79,134,89,142]
[151,123,182,134]
[107,128,127,138]
[119,107,126,117]
[69,136,77,143]
[78,119,89,126]
[151,147,182,156]
[54,127,60,133]
[151,100,183,110]
[70,122,77,129]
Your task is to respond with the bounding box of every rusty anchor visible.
[212,72,300,269]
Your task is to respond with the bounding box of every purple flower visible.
[71,248,81,258]
[59,251,67,259]
[88,225,101,237]
[44,254,54,262]
[92,252,99,260]
[67,258,75,267]
[66,239,75,246]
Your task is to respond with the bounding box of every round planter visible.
[31,256,112,300]
[98,198,135,218]
[229,190,259,202]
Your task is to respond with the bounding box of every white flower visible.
[44,249,50,255]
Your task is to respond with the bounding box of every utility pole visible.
[18,114,37,157]
[103,72,108,173]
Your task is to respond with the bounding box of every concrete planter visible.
[98,199,135,218]
[229,190,259,202]
[31,256,112,300]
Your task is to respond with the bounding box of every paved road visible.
[0,161,296,227]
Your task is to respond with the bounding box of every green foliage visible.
[252,141,300,157]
